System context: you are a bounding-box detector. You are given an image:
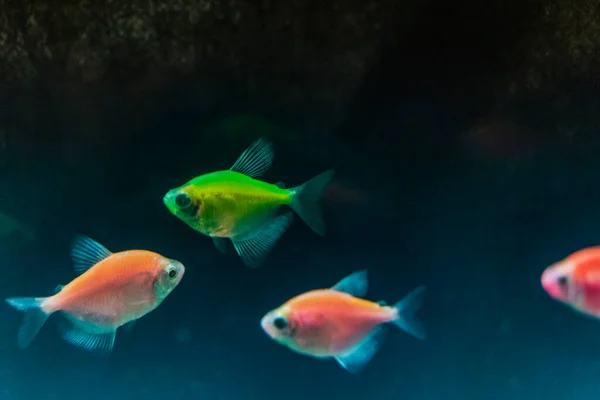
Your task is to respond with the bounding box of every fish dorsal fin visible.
[229,138,274,178]
[70,235,113,276]
[331,270,368,298]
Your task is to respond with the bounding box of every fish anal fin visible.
[232,213,293,268]
[229,138,274,178]
[71,235,113,276]
[334,326,386,374]
[58,320,116,353]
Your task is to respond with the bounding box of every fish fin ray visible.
[229,138,274,178]
[232,213,294,268]
[71,235,113,275]
[334,326,386,374]
[392,285,426,340]
[212,237,228,254]
[5,297,50,349]
[331,270,368,297]
[289,169,335,236]
[58,320,116,353]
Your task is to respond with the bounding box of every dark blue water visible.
[1,107,599,400]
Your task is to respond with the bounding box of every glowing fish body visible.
[5,235,185,352]
[163,138,334,267]
[541,246,600,319]
[260,270,426,373]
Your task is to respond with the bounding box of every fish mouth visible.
[260,314,276,338]
[163,191,174,205]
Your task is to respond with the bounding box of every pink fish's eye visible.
[557,275,569,287]
[273,316,288,330]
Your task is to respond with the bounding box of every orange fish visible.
[260,270,426,373]
[541,246,600,318]
[5,235,185,352]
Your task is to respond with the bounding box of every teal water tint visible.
[1,114,600,399]
[0,2,599,396]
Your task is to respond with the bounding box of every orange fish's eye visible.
[273,316,288,330]
[175,193,192,208]
[167,266,178,279]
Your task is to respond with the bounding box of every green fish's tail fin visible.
[289,169,335,236]
[391,286,427,340]
[5,297,51,349]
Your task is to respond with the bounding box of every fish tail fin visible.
[289,169,335,236]
[5,297,51,349]
[391,286,426,340]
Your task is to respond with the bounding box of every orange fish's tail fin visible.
[289,169,335,236]
[392,286,427,340]
[5,297,51,349]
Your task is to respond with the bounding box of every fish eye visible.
[168,268,177,279]
[273,316,288,330]
[175,193,191,208]
[557,275,569,287]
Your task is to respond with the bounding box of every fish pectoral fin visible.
[212,237,229,254]
[54,284,65,294]
[232,213,294,268]
[58,320,116,353]
[334,326,386,374]
[331,270,368,298]
[121,320,136,335]
[274,181,286,188]
[229,138,274,178]
[70,235,113,276]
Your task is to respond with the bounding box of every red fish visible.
[541,246,600,318]
[5,235,185,352]
[260,270,426,373]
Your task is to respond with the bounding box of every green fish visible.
[163,138,334,267]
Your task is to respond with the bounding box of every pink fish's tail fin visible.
[391,286,426,340]
[289,169,335,236]
[5,297,51,349]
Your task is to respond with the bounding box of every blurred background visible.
[1,0,600,399]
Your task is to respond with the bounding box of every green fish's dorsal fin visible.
[70,235,113,276]
[229,138,274,178]
[232,212,294,267]
[331,270,368,298]
[212,237,228,254]
[54,284,65,294]
[275,181,286,188]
